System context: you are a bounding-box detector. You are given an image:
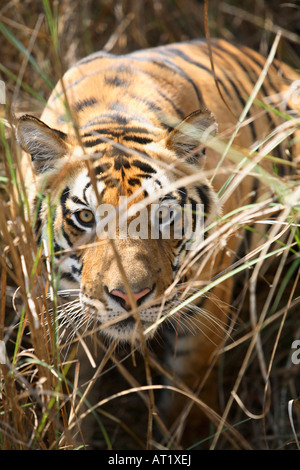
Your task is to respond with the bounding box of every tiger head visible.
[17,108,218,342]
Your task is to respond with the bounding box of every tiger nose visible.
[110,287,151,311]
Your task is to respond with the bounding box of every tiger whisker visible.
[170,297,232,342]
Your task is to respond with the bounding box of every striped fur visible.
[17,39,299,440]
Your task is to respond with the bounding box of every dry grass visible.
[0,0,300,451]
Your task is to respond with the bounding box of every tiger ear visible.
[165,108,217,163]
[17,115,68,173]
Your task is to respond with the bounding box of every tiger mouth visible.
[113,315,136,328]
[80,293,176,341]
[111,315,153,329]
[103,316,156,342]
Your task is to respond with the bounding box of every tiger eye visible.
[77,209,95,225]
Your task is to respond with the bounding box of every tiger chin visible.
[16,38,299,446]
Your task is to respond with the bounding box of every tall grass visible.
[0,0,300,450]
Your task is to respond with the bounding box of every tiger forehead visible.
[64,150,167,208]
[95,155,162,199]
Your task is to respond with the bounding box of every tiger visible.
[16,39,300,448]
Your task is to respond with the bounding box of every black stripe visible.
[81,112,157,132]
[114,156,131,170]
[174,238,184,249]
[178,187,187,206]
[156,88,185,119]
[216,43,279,113]
[83,129,153,146]
[130,50,209,105]
[82,128,122,139]
[104,75,128,87]
[128,92,163,115]
[71,196,88,206]
[61,187,70,217]
[73,50,112,67]
[81,113,130,128]
[131,160,157,174]
[127,178,140,186]
[83,126,153,137]
[72,264,83,276]
[60,271,78,283]
[54,242,64,258]
[83,135,153,147]
[136,173,153,180]
[164,47,212,74]
[212,48,257,141]
[32,196,43,244]
[188,197,198,232]
[73,97,97,112]
[94,163,111,174]
[240,45,285,85]
[61,224,73,247]
[162,192,176,200]
[195,185,210,214]
[84,137,108,147]
[60,187,75,246]
[217,43,286,175]
[123,135,153,145]
[66,215,85,233]
[151,58,204,106]
[70,252,82,261]
[83,182,91,205]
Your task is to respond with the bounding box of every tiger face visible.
[17,108,218,342]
